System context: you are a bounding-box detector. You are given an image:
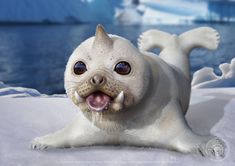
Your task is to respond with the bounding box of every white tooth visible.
[112,103,123,112]
[114,91,124,104]
[74,91,84,103]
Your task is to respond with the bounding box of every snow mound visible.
[0,82,42,97]
[0,82,67,98]
[192,58,235,88]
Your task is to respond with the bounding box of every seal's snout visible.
[87,74,111,112]
[90,74,106,86]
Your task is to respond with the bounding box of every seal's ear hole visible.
[114,61,131,75]
[74,61,87,75]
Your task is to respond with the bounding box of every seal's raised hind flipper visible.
[138,27,220,80]
[138,29,172,51]
[179,27,220,53]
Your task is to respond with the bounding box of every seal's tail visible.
[138,27,220,80]
[178,27,220,53]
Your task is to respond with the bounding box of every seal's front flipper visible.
[138,29,172,51]
[179,27,220,53]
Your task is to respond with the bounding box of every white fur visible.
[31,26,225,158]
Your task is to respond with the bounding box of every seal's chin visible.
[85,91,111,112]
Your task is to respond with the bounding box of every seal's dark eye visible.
[114,61,131,75]
[74,61,87,75]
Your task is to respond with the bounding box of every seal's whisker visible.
[66,87,77,92]
[65,80,80,83]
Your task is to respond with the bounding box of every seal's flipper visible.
[179,27,220,53]
[138,29,172,51]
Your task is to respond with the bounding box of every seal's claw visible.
[30,137,50,150]
[200,137,226,159]
[138,29,172,51]
[138,31,153,51]
[180,27,220,52]
[204,27,220,50]
[137,34,144,50]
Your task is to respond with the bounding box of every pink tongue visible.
[86,92,111,112]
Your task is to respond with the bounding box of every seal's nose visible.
[90,74,106,86]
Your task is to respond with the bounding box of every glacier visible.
[0,0,121,23]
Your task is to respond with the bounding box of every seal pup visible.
[31,25,225,158]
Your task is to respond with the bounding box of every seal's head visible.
[65,25,150,114]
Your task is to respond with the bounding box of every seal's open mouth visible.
[86,91,111,112]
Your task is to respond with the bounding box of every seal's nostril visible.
[99,77,104,84]
[90,75,106,86]
[91,78,96,85]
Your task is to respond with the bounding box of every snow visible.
[0,84,235,165]
[191,67,218,87]
[192,58,235,88]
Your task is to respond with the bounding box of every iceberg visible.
[116,0,235,25]
[116,0,209,25]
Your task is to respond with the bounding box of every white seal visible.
[31,25,225,158]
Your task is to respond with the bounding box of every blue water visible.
[0,24,235,94]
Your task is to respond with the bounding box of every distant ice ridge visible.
[192,57,235,88]
[0,82,42,97]
[0,82,67,98]
[0,81,7,88]
[116,0,235,25]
